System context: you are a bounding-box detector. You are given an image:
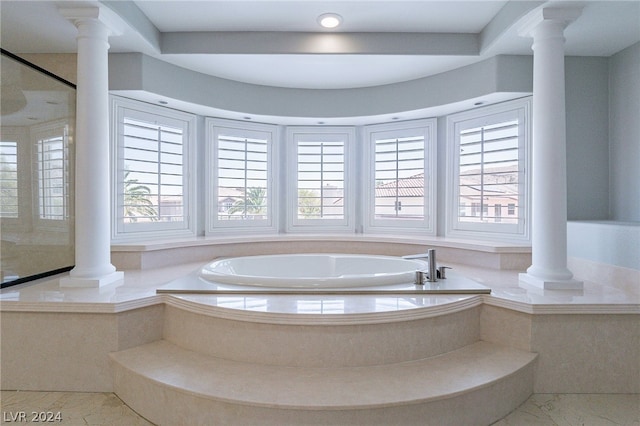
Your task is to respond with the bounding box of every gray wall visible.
[565,57,610,220]
[608,42,640,222]
[538,51,638,223]
[564,44,639,270]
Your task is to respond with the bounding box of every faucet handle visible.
[437,266,452,279]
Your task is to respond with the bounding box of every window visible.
[0,141,18,218]
[446,98,531,241]
[287,127,355,232]
[364,119,436,234]
[37,133,67,220]
[206,119,278,233]
[31,120,71,228]
[108,100,532,242]
[111,97,196,240]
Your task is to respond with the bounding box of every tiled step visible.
[110,340,537,426]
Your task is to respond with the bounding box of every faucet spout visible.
[403,248,438,284]
[425,248,437,283]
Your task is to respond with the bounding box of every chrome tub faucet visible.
[403,248,438,284]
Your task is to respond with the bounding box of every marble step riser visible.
[163,304,481,367]
[112,360,534,426]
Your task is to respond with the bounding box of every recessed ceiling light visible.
[318,13,342,29]
[159,100,168,105]
[474,101,484,106]
[317,121,325,125]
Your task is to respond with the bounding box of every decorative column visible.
[518,7,583,290]
[59,7,123,287]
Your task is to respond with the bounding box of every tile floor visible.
[1,391,638,425]
[0,391,151,425]
[493,394,639,425]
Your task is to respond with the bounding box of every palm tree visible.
[123,171,157,222]
[227,187,267,219]
[298,188,321,218]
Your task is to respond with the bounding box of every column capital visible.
[58,6,124,36]
[518,7,583,39]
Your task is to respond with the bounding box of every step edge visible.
[111,342,537,410]
[165,294,484,325]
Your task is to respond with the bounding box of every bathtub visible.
[200,253,427,288]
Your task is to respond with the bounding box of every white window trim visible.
[286,126,356,233]
[445,97,531,242]
[205,118,279,235]
[110,96,197,242]
[363,118,437,235]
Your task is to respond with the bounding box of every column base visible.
[519,272,583,290]
[60,270,124,288]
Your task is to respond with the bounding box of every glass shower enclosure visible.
[1,50,75,287]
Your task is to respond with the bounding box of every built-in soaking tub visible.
[157,253,490,294]
[201,253,427,288]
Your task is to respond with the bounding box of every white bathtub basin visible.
[200,253,427,288]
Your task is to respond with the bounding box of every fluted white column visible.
[519,7,583,290]
[60,7,123,287]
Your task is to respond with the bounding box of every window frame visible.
[205,118,279,235]
[110,96,197,242]
[445,98,531,242]
[286,126,355,233]
[363,119,437,235]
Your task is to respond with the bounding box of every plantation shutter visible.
[296,139,345,220]
[458,119,520,225]
[121,116,185,224]
[374,135,425,220]
[0,141,19,218]
[216,133,269,220]
[37,132,68,220]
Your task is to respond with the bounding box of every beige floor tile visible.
[492,393,640,426]
[0,391,152,425]
[2,391,638,425]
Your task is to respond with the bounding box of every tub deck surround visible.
[157,281,492,295]
[0,260,637,315]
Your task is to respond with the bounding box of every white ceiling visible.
[134,1,507,33]
[1,0,639,89]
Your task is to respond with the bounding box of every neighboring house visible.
[374,173,425,219]
[372,169,519,223]
[458,165,520,224]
